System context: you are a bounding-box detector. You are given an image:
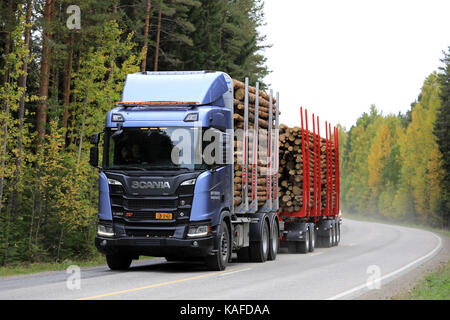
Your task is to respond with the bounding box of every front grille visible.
[126,229,174,238]
[125,198,177,210]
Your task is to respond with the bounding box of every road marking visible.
[309,252,324,257]
[77,267,251,300]
[218,267,252,277]
[326,232,443,300]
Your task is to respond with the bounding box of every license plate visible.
[155,212,172,220]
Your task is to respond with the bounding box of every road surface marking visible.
[309,252,324,257]
[218,267,252,277]
[326,232,442,300]
[77,267,251,300]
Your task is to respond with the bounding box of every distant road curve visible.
[0,219,443,300]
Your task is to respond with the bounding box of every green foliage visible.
[340,70,447,229]
[434,46,450,228]
[0,0,271,266]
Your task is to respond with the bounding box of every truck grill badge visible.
[131,181,171,189]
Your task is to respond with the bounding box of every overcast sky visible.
[261,0,450,131]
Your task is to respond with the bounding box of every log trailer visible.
[89,71,340,271]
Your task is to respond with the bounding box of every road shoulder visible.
[355,234,450,300]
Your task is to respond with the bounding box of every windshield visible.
[104,127,207,171]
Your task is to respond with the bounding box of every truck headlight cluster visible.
[180,179,196,186]
[97,223,114,237]
[187,224,210,238]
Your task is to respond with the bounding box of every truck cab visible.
[92,71,239,270]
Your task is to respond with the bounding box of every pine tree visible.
[433,47,450,228]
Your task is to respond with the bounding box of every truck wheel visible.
[268,221,279,261]
[205,222,230,271]
[106,254,132,271]
[332,221,338,246]
[250,220,270,262]
[325,227,333,248]
[309,226,315,252]
[297,228,310,253]
[336,221,340,245]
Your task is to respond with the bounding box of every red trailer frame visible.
[279,107,340,225]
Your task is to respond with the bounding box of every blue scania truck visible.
[90,71,281,271]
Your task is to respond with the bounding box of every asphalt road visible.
[0,218,442,300]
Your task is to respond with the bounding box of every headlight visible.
[108,178,123,186]
[112,114,124,122]
[181,179,196,186]
[97,224,114,237]
[187,224,210,238]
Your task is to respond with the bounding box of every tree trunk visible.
[37,0,54,143]
[154,6,162,71]
[62,31,75,137]
[11,0,32,217]
[140,0,152,72]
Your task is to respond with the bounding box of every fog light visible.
[193,241,198,247]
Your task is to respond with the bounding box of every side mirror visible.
[90,133,101,145]
[89,146,99,167]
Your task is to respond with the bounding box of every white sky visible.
[261,0,450,131]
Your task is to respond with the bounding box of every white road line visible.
[309,252,324,257]
[218,267,252,277]
[326,232,443,300]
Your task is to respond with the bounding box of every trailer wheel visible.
[326,227,333,248]
[250,220,270,262]
[205,222,230,271]
[338,222,341,244]
[297,228,310,253]
[309,226,315,252]
[268,221,279,261]
[332,221,338,246]
[106,254,132,271]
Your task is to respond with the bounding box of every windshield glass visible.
[104,127,207,171]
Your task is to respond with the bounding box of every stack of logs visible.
[231,78,337,213]
[232,79,278,207]
[278,124,336,213]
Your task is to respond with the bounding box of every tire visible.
[309,226,315,252]
[323,227,333,248]
[249,220,270,262]
[336,222,341,245]
[297,228,310,253]
[268,221,279,261]
[205,222,231,271]
[106,254,132,271]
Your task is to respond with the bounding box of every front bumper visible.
[95,235,215,258]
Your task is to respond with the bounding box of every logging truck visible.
[89,71,341,271]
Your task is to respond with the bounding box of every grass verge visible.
[0,254,155,278]
[392,260,450,300]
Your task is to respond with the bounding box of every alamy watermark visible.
[66,5,81,30]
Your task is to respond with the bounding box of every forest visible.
[0,0,269,265]
[338,49,450,230]
[0,0,449,267]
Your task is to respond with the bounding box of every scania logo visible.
[131,181,171,189]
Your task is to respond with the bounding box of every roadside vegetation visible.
[393,260,450,300]
[338,48,450,232]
